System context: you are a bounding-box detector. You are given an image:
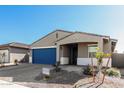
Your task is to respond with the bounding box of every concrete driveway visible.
[0,63,84,87]
[0,63,50,82]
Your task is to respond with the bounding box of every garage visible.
[32,48,56,64]
[0,49,9,63]
[0,42,30,63]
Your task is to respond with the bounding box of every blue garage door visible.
[32,48,56,64]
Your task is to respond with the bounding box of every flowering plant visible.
[95,47,111,64]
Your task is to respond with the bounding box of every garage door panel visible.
[32,48,56,64]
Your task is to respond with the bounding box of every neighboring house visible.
[0,42,30,64]
[31,29,117,67]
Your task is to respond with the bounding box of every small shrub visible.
[83,65,93,75]
[14,59,18,65]
[55,61,61,72]
[43,75,50,80]
[105,68,121,77]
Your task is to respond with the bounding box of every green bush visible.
[105,68,121,77]
[83,65,93,75]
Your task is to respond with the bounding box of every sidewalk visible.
[0,80,29,88]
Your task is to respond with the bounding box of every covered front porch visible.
[56,32,112,67]
[59,42,111,67]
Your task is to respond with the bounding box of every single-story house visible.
[0,42,30,64]
[31,29,117,67]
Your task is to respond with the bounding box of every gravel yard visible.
[0,64,84,88]
[1,64,124,88]
[15,82,72,88]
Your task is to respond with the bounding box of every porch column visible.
[98,38,103,52]
[103,40,111,53]
[29,50,32,63]
[56,44,60,62]
[77,43,89,65]
[78,44,88,58]
[60,45,69,65]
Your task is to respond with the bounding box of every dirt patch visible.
[74,76,124,88]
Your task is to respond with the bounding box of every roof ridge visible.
[0,42,30,49]
[31,29,73,45]
[56,31,112,43]
[56,32,76,42]
[55,29,110,37]
[55,29,74,33]
[10,42,29,45]
[75,31,110,37]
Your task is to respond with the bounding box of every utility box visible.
[42,68,51,76]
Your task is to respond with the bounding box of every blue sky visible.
[0,6,124,52]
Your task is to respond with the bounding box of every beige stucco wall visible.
[60,45,70,64]
[78,44,88,58]
[10,53,26,63]
[97,38,103,52]
[32,31,72,47]
[0,49,9,63]
[57,33,104,61]
[9,47,29,63]
[57,33,101,45]
[9,47,29,54]
[60,45,69,57]
[103,39,112,53]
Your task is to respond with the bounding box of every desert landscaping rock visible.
[1,64,124,88]
[74,76,124,88]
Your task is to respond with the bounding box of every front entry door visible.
[69,44,78,65]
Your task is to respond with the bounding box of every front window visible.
[88,44,97,58]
